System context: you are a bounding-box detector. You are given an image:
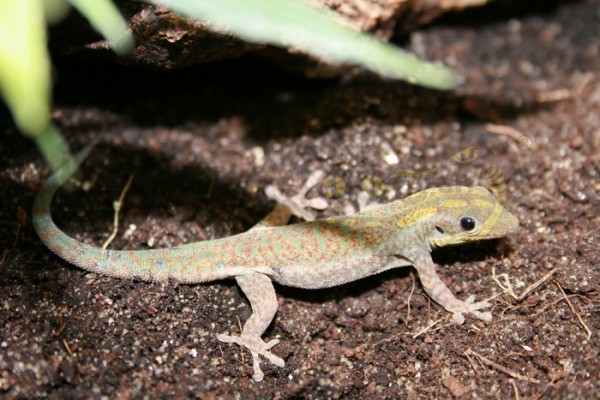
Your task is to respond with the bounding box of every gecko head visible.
[425,186,519,248]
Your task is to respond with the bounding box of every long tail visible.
[33,143,96,253]
[32,145,230,284]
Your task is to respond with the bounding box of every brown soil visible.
[1,0,598,398]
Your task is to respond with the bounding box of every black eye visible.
[459,217,476,232]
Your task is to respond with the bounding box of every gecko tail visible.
[32,142,99,266]
[31,143,230,283]
[46,141,97,188]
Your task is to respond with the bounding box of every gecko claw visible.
[450,296,492,324]
[217,333,285,381]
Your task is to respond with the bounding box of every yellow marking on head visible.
[471,199,494,209]
[441,199,468,208]
[396,207,437,228]
[479,201,505,236]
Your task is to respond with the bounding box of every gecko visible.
[33,145,519,381]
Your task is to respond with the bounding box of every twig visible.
[218,344,225,360]
[0,208,26,266]
[405,273,416,326]
[464,349,540,383]
[412,318,445,338]
[63,339,75,356]
[102,175,134,250]
[527,189,557,202]
[464,349,479,374]
[573,72,594,96]
[511,380,520,400]
[555,281,592,340]
[531,294,580,318]
[535,89,571,103]
[236,315,245,366]
[485,123,534,150]
[54,314,67,337]
[492,267,559,301]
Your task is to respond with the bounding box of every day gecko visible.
[33,146,519,381]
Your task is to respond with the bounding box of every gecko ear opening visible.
[435,226,445,234]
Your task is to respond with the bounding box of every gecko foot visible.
[265,170,328,221]
[449,295,492,324]
[217,333,284,381]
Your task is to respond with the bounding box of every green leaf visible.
[151,0,458,89]
[69,0,134,54]
[0,0,51,136]
[42,0,71,24]
[0,0,132,172]
[34,123,77,172]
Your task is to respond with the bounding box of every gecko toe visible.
[264,338,280,350]
[216,333,237,344]
[463,296,491,311]
[217,332,285,380]
[469,301,491,311]
[449,296,493,324]
[265,171,328,221]
[452,312,466,324]
[263,350,285,368]
[471,310,493,322]
[252,368,265,382]
[463,301,493,322]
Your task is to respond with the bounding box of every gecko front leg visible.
[413,254,492,324]
[217,272,284,381]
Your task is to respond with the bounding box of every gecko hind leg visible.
[263,170,328,223]
[216,272,283,381]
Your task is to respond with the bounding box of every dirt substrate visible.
[0,0,598,398]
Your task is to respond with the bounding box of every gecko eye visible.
[459,217,476,232]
